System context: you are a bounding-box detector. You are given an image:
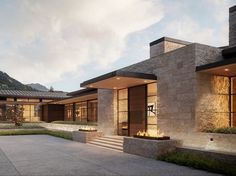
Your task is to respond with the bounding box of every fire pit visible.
[134,130,170,140]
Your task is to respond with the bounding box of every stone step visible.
[92,138,123,147]
[97,137,123,144]
[88,141,123,151]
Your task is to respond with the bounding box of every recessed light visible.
[89,85,93,88]
[224,68,229,72]
[116,77,120,80]
[113,87,117,89]
[144,80,148,83]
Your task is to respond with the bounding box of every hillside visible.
[0,71,35,91]
[27,83,49,91]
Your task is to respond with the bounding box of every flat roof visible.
[149,37,191,46]
[0,90,69,100]
[67,88,97,96]
[80,70,157,89]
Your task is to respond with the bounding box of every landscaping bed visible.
[0,129,72,140]
[158,151,236,176]
[0,123,44,129]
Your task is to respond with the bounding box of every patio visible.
[0,135,219,176]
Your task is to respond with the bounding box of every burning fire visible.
[79,126,96,131]
[136,130,164,137]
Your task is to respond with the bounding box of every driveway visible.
[0,135,220,176]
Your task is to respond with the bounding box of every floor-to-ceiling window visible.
[147,83,158,135]
[117,83,158,136]
[118,89,128,135]
[65,104,73,121]
[87,100,98,122]
[75,102,87,122]
[231,77,236,127]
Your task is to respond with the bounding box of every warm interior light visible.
[224,68,229,72]
[89,85,93,88]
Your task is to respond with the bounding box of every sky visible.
[0,0,235,92]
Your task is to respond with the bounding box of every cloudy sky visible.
[0,0,235,92]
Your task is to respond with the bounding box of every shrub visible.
[158,152,236,176]
[0,123,44,129]
[205,127,236,134]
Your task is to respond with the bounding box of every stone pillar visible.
[97,89,117,135]
[229,5,236,46]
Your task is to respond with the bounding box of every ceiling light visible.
[144,80,148,83]
[116,77,120,80]
[113,87,117,89]
[224,68,229,72]
[89,85,93,88]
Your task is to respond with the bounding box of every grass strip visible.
[158,152,236,176]
[0,129,72,140]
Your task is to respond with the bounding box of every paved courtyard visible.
[0,135,220,176]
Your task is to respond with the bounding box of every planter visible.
[72,131,103,143]
[123,137,180,159]
[133,135,170,140]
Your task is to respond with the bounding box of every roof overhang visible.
[51,89,97,104]
[80,71,157,89]
[196,58,236,77]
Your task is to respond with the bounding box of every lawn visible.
[158,151,236,176]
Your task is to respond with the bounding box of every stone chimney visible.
[149,37,191,58]
[229,5,236,46]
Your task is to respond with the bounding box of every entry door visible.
[128,85,146,136]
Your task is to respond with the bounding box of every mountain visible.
[27,83,49,91]
[0,71,35,91]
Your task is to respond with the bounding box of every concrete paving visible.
[0,135,221,176]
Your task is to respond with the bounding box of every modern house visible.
[0,5,235,151]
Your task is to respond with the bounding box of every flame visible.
[80,126,96,131]
[136,130,164,137]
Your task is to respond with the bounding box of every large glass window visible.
[65,104,73,121]
[118,89,128,136]
[75,102,87,122]
[147,83,158,136]
[87,100,97,122]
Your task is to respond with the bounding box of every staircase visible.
[88,136,124,152]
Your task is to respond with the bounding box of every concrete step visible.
[89,141,123,151]
[92,139,123,147]
[88,135,124,152]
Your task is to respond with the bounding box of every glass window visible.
[29,99,40,103]
[65,104,73,121]
[147,83,158,136]
[118,89,128,136]
[75,102,87,122]
[88,100,97,122]
[231,77,236,127]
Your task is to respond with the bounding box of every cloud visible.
[0,0,164,84]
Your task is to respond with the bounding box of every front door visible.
[128,85,146,136]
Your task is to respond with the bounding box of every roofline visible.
[196,58,236,72]
[229,5,236,13]
[67,88,97,96]
[80,70,157,87]
[0,94,67,100]
[222,45,236,59]
[149,37,191,46]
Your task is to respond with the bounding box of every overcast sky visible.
[0,0,235,92]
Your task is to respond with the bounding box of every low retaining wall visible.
[72,131,103,143]
[39,123,96,132]
[168,132,236,154]
[123,137,180,158]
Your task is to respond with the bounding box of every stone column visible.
[97,89,117,135]
[229,5,236,46]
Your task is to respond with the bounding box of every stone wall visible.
[229,5,236,46]
[97,89,117,135]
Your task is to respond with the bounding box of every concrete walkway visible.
[0,135,220,176]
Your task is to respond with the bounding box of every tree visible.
[5,104,24,126]
[49,86,54,92]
